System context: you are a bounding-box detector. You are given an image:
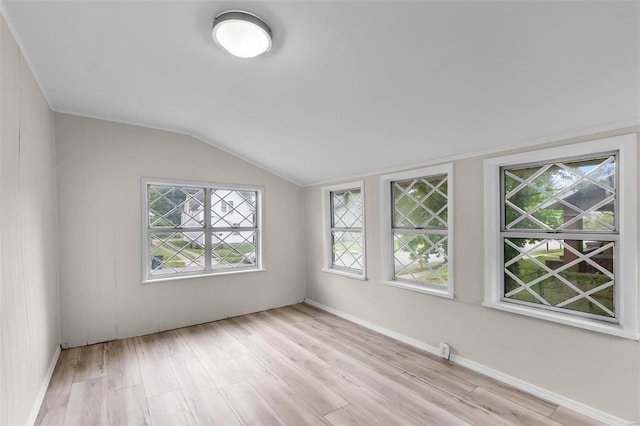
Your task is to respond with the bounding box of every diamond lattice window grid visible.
[143,180,262,281]
[393,232,448,286]
[211,190,257,228]
[484,135,638,338]
[329,188,363,273]
[391,173,450,288]
[503,156,616,232]
[332,231,363,270]
[148,186,205,228]
[503,238,615,319]
[322,182,366,278]
[500,154,620,321]
[393,175,448,229]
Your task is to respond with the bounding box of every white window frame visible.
[321,181,366,280]
[141,177,264,283]
[483,135,638,339]
[380,163,454,298]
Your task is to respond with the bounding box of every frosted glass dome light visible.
[212,11,272,58]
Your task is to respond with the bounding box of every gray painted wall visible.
[304,128,640,422]
[0,17,60,426]
[54,113,306,348]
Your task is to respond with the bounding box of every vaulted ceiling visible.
[3,1,639,185]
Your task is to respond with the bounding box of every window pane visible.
[503,156,616,232]
[393,175,448,228]
[149,186,205,228]
[211,231,256,270]
[211,190,256,228]
[393,232,448,286]
[149,231,206,275]
[332,189,362,228]
[332,231,363,271]
[503,238,615,318]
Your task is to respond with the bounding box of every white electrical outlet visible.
[439,342,451,360]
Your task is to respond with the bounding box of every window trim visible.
[141,177,264,283]
[483,135,638,339]
[380,163,454,298]
[321,181,367,280]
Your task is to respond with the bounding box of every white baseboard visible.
[25,345,61,426]
[304,298,633,426]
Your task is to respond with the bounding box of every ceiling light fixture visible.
[212,10,272,59]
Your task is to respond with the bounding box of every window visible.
[380,164,454,298]
[321,181,366,279]
[142,178,263,281]
[484,135,638,338]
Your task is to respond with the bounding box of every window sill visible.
[483,300,639,340]
[382,280,453,299]
[142,268,266,284]
[321,268,367,281]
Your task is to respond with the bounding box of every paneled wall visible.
[305,128,640,423]
[0,17,60,426]
[54,113,305,348]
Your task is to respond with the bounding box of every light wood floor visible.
[35,303,602,426]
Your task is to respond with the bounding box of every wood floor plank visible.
[242,313,331,374]
[147,389,196,426]
[37,304,602,426]
[73,343,106,383]
[313,368,418,425]
[318,349,470,425]
[106,339,142,392]
[199,321,250,358]
[325,405,379,426]
[391,372,512,426]
[295,320,406,378]
[170,352,241,425]
[464,387,562,425]
[107,384,151,426]
[336,323,558,417]
[236,333,348,415]
[35,349,80,426]
[550,406,608,426]
[218,318,253,340]
[221,381,284,426]
[177,325,246,388]
[269,306,316,324]
[233,352,329,425]
[330,324,477,397]
[134,334,180,398]
[293,304,354,329]
[63,376,107,426]
[232,353,276,381]
[257,310,332,355]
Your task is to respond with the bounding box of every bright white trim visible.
[141,268,267,284]
[380,163,454,298]
[321,268,368,281]
[321,181,366,280]
[483,134,638,339]
[304,298,634,426]
[25,345,61,426]
[305,121,640,187]
[483,300,638,340]
[382,280,454,299]
[141,177,265,282]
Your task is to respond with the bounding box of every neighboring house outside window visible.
[221,200,234,213]
[321,181,366,279]
[483,135,638,339]
[142,178,263,281]
[380,163,454,298]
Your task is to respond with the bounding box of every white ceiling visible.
[3,1,639,185]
